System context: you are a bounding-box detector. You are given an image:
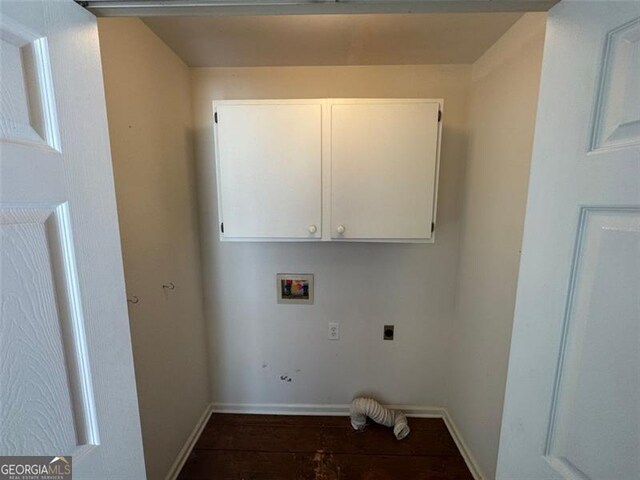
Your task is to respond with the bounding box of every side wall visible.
[98,18,210,480]
[446,13,546,480]
[192,65,470,408]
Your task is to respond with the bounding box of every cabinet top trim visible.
[213,98,444,107]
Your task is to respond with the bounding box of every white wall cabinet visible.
[214,98,442,242]
[215,101,323,239]
[330,100,441,240]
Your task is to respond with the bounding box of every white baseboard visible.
[175,402,484,480]
[211,402,352,416]
[165,403,213,480]
[441,410,485,480]
[211,402,444,418]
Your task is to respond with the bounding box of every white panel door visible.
[498,1,640,479]
[0,1,145,478]
[330,99,441,241]
[215,101,322,240]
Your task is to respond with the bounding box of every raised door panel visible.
[330,100,440,241]
[591,17,640,152]
[215,102,322,240]
[0,206,99,458]
[545,208,639,479]
[0,15,59,150]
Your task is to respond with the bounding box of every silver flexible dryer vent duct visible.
[350,397,410,440]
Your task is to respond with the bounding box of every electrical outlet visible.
[328,322,340,340]
[383,325,394,340]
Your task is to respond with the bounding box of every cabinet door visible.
[215,102,322,240]
[330,100,441,240]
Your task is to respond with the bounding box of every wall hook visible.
[127,296,139,304]
[162,282,175,290]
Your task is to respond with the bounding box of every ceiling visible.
[142,13,524,67]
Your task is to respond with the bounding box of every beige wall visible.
[98,18,210,480]
[447,13,546,479]
[191,65,470,408]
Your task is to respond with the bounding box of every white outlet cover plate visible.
[328,322,340,340]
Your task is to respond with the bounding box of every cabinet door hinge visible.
[431,222,435,233]
[220,222,224,233]
[437,110,442,122]
[214,112,218,124]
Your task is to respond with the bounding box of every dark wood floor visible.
[178,414,473,480]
